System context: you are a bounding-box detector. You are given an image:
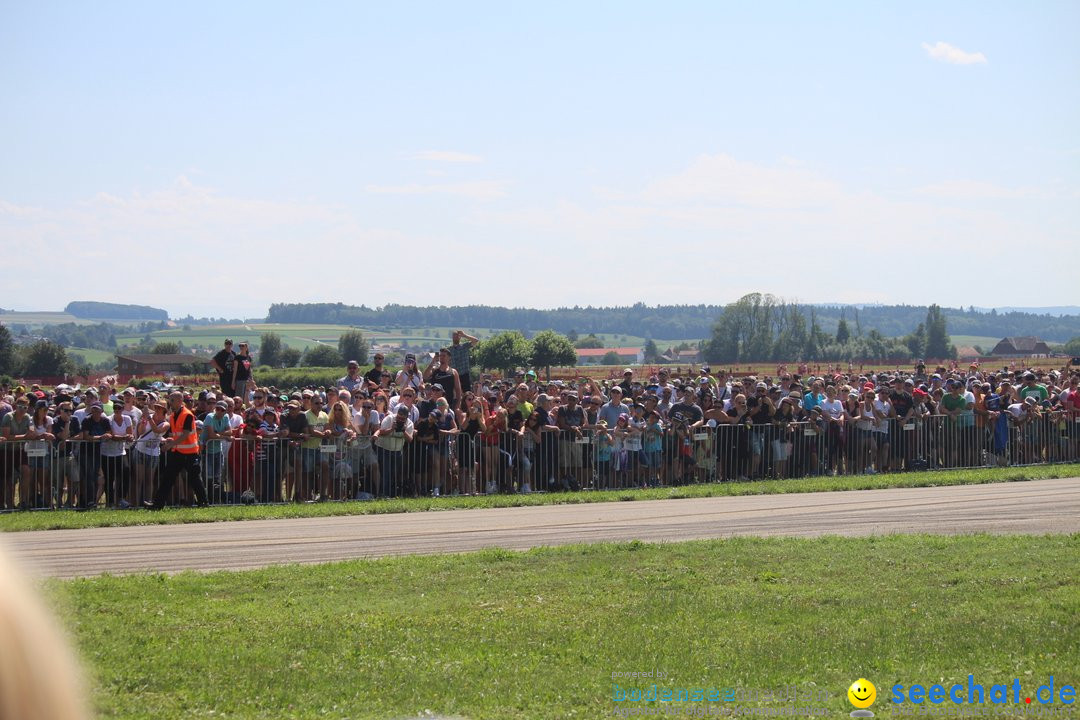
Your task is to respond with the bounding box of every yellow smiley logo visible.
[848,678,877,709]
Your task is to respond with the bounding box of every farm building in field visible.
[660,348,702,364]
[990,337,1053,357]
[575,347,644,365]
[116,353,211,381]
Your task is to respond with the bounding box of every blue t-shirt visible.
[200,413,232,454]
[597,402,630,429]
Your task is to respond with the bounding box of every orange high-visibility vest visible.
[169,406,199,454]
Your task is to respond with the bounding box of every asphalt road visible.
[7,477,1079,579]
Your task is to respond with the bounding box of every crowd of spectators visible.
[2,334,1078,510]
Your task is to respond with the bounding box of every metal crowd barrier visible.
[2,412,1079,511]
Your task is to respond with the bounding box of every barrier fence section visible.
[2,413,1079,510]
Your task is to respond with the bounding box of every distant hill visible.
[266,302,1080,343]
[64,301,168,321]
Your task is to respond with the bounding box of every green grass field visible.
[951,335,1003,352]
[5,464,1077,532]
[51,534,1079,719]
[64,347,116,365]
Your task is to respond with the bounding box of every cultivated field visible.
[0,311,125,326]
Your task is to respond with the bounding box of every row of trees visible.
[267,302,723,339]
[250,327,578,377]
[704,294,956,363]
[471,330,578,378]
[265,301,1080,342]
[252,330,370,370]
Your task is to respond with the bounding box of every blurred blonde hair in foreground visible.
[0,543,90,720]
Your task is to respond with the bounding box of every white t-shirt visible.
[27,420,51,453]
[135,418,165,457]
[351,409,381,447]
[395,370,424,391]
[872,400,892,434]
[820,399,844,420]
[375,414,413,452]
[622,420,644,451]
[102,415,133,457]
[855,402,876,431]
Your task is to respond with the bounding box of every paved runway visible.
[7,477,1078,579]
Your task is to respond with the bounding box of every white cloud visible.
[921,41,987,65]
[467,151,1079,308]
[413,150,483,163]
[641,153,848,210]
[912,180,1040,200]
[364,181,507,201]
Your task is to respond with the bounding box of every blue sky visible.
[2,1,1077,318]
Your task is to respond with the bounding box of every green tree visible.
[574,333,604,349]
[904,323,927,359]
[530,330,577,380]
[643,338,661,363]
[925,304,953,359]
[0,324,14,376]
[259,332,282,367]
[279,347,302,368]
[836,319,850,344]
[566,329,579,343]
[18,340,73,377]
[704,293,784,363]
[303,344,344,367]
[337,329,370,364]
[152,341,180,355]
[475,331,532,376]
[1063,337,1080,356]
[601,350,621,365]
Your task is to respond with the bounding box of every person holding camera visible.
[374,405,414,497]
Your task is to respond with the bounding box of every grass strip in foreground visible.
[6,463,1080,532]
[52,534,1079,720]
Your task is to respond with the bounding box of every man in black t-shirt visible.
[77,404,111,508]
[365,352,386,389]
[281,401,309,501]
[211,339,236,397]
[666,387,703,484]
